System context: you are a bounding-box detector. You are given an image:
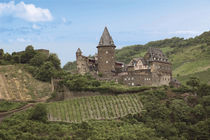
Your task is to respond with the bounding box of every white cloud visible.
[170,30,201,36]
[16,38,26,42]
[0,1,53,22]
[32,24,40,29]
[62,17,67,23]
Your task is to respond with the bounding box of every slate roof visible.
[130,58,148,66]
[146,47,169,62]
[98,27,115,47]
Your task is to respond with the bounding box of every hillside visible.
[47,94,142,123]
[115,31,210,84]
[1,84,209,139]
[0,65,52,101]
[63,31,210,84]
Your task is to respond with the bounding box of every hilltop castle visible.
[76,27,173,86]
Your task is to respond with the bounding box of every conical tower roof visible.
[76,48,82,53]
[98,27,115,47]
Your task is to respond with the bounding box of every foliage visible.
[29,103,47,122]
[186,77,200,90]
[30,53,48,67]
[0,83,210,139]
[0,46,61,82]
[20,45,36,63]
[0,109,160,140]
[57,72,149,94]
[48,53,61,70]
[63,61,77,72]
[36,62,55,82]
[0,49,4,59]
[0,100,26,112]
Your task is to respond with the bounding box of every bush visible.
[30,53,48,67]
[36,62,55,82]
[29,103,47,122]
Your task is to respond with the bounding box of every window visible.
[131,77,134,80]
[106,51,108,54]
[106,61,108,63]
[132,83,134,86]
[124,78,127,81]
[128,77,130,80]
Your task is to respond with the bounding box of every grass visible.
[0,100,27,112]
[176,68,210,85]
[47,94,143,123]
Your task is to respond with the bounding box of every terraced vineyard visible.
[47,94,142,123]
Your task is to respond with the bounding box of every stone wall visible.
[76,54,90,75]
[97,46,115,77]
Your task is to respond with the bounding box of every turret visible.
[76,48,82,57]
[97,27,116,76]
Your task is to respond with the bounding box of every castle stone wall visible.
[97,46,115,77]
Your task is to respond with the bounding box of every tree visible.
[3,53,12,61]
[12,52,21,63]
[21,45,36,63]
[186,77,200,93]
[48,53,61,70]
[63,61,77,72]
[36,62,55,82]
[197,84,210,97]
[29,103,47,122]
[30,52,48,67]
[0,49,4,59]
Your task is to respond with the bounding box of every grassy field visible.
[47,94,142,123]
[0,65,52,101]
[0,100,27,112]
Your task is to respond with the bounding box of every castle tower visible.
[76,48,88,75]
[76,48,82,57]
[97,27,116,76]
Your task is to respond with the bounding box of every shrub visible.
[29,103,47,122]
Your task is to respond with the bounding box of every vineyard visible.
[47,94,143,123]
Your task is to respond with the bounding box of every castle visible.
[76,27,173,86]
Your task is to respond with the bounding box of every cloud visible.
[16,38,26,42]
[0,1,53,22]
[32,24,40,29]
[170,30,201,36]
[61,17,72,25]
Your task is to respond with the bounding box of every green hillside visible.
[63,31,210,84]
[47,94,142,123]
[115,31,210,84]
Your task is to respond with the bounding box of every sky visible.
[0,0,210,66]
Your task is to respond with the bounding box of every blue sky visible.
[0,0,210,66]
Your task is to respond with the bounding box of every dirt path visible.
[0,103,36,123]
[0,96,49,123]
